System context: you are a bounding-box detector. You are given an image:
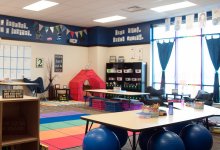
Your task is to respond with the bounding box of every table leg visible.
[205,118,209,130]
[85,121,89,134]
[132,131,136,150]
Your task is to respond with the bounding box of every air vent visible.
[122,6,146,12]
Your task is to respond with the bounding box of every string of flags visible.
[165,8,220,31]
[34,22,87,39]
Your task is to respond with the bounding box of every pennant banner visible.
[70,31,75,38]
[50,27,54,33]
[165,18,170,31]
[198,12,207,28]
[75,32,79,38]
[39,24,44,32]
[186,14,194,29]
[66,29,70,35]
[45,26,49,33]
[83,29,87,35]
[212,8,220,25]
[55,25,61,33]
[174,16,182,31]
[79,30,83,37]
[62,25,67,32]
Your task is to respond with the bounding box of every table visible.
[0,81,38,96]
[54,88,70,100]
[81,106,220,150]
[166,93,191,100]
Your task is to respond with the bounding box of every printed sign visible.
[54,54,63,72]
[2,89,23,98]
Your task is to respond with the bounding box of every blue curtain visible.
[205,37,220,103]
[157,41,174,90]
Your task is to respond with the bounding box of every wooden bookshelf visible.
[0,96,39,150]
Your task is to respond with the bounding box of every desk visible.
[0,81,38,96]
[81,106,220,150]
[166,93,191,100]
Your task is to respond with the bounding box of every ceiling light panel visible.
[150,1,196,12]
[23,0,59,11]
[94,15,126,23]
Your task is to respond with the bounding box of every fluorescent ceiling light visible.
[94,15,126,23]
[150,1,196,12]
[23,0,59,11]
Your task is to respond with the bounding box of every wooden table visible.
[81,106,220,150]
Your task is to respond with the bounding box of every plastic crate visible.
[105,101,122,112]
[92,99,105,110]
[122,100,143,111]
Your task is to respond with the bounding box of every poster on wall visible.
[54,54,63,72]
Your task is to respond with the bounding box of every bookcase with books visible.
[0,96,39,150]
[106,62,147,99]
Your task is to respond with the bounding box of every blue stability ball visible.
[139,128,164,150]
[148,130,185,150]
[83,127,120,150]
[164,121,192,135]
[100,125,128,148]
[180,124,213,150]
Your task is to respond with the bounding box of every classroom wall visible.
[88,44,151,86]
[0,39,89,87]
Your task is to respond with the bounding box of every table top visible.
[166,93,191,96]
[85,89,149,96]
[0,95,39,103]
[0,81,38,86]
[81,106,218,132]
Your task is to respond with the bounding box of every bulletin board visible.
[0,44,32,79]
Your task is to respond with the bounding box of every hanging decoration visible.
[198,12,207,28]
[212,8,220,25]
[50,27,54,33]
[174,16,182,31]
[165,18,170,31]
[186,14,194,29]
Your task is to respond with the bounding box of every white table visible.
[81,106,220,150]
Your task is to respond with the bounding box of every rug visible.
[40,110,100,150]
[40,101,84,107]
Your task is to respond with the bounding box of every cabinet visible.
[106,62,147,93]
[54,88,70,101]
[0,96,39,150]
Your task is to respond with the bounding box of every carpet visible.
[40,101,84,107]
[40,110,100,150]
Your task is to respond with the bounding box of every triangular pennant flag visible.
[59,25,63,32]
[45,26,49,33]
[83,29,87,35]
[70,31,75,38]
[75,32,79,38]
[198,12,207,28]
[212,8,220,25]
[66,29,70,35]
[186,14,194,29]
[55,25,60,33]
[62,25,67,32]
[50,27,54,33]
[33,21,38,29]
[39,24,44,31]
[174,16,182,31]
[165,18,170,31]
[79,30,83,37]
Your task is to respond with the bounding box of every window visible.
[0,44,32,80]
[152,20,220,98]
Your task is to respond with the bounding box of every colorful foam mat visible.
[40,111,100,149]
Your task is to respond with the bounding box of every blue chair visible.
[23,77,51,100]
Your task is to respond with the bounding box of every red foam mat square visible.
[43,135,83,149]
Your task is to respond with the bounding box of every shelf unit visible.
[0,96,39,150]
[106,62,147,94]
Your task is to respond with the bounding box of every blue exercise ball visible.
[83,127,120,150]
[148,130,185,150]
[164,121,192,135]
[139,128,164,150]
[180,124,213,150]
[100,125,128,148]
